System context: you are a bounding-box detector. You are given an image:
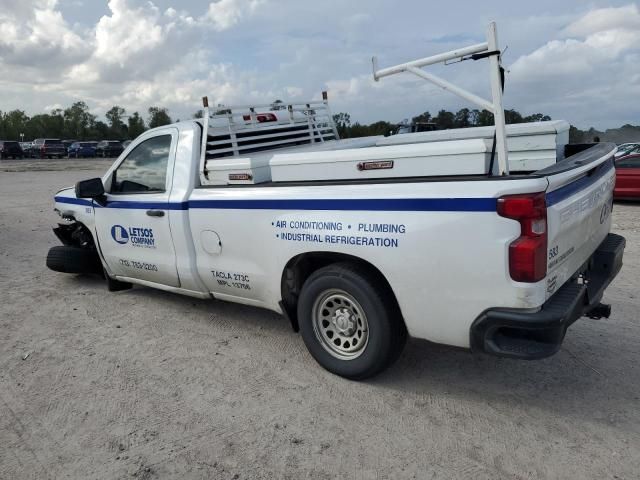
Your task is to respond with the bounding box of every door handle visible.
[146,209,165,217]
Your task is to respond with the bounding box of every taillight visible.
[497,192,547,282]
[242,113,277,122]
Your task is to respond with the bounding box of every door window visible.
[111,135,172,193]
[617,157,640,168]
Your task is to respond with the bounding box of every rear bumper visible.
[470,233,626,359]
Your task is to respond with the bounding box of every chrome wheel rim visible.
[312,289,369,360]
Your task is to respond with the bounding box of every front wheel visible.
[297,263,407,380]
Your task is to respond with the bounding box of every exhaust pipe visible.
[586,303,611,320]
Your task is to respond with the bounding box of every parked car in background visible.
[615,143,640,158]
[62,140,78,154]
[122,140,132,149]
[32,138,66,158]
[68,141,99,158]
[0,141,24,159]
[614,154,640,200]
[394,121,438,135]
[19,142,33,154]
[96,140,124,158]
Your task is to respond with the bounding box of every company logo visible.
[110,225,156,248]
[559,177,615,224]
[599,198,612,224]
[111,225,129,244]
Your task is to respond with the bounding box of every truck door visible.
[94,130,180,287]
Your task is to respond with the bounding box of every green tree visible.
[569,125,584,143]
[332,112,351,138]
[523,113,552,123]
[504,109,524,124]
[192,109,204,119]
[434,109,455,129]
[453,108,471,128]
[106,105,126,139]
[148,106,172,128]
[367,120,395,137]
[412,111,432,124]
[127,112,146,139]
[470,109,494,126]
[48,109,65,138]
[89,120,110,140]
[1,110,30,140]
[63,101,95,139]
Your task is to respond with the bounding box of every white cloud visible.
[44,103,64,112]
[0,0,90,68]
[204,0,264,31]
[0,0,638,131]
[285,86,303,97]
[93,0,164,65]
[562,4,640,37]
[507,3,640,127]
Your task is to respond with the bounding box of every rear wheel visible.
[297,262,406,380]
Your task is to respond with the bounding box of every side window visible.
[617,157,640,168]
[111,135,172,194]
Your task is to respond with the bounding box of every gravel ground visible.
[1,158,639,479]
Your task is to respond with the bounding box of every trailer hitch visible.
[585,303,611,320]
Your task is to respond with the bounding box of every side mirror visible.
[75,178,105,199]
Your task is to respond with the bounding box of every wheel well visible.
[54,221,97,250]
[280,252,403,332]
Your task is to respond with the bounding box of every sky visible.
[0,0,638,129]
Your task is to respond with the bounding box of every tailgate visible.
[542,143,616,299]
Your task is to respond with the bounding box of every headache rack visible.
[199,93,339,184]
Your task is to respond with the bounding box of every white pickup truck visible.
[47,25,625,379]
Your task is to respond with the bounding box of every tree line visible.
[333,107,639,144]
[0,101,173,141]
[332,108,552,138]
[1,100,636,144]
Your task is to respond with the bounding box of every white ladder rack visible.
[199,92,339,184]
[372,22,509,176]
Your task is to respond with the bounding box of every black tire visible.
[46,245,102,274]
[297,262,407,380]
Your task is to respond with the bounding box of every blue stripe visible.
[52,159,614,214]
[54,196,189,210]
[55,195,496,212]
[54,196,93,206]
[546,159,614,206]
[103,201,189,210]
[187,198,497,212]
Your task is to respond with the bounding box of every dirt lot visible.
[1,158,639,479]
